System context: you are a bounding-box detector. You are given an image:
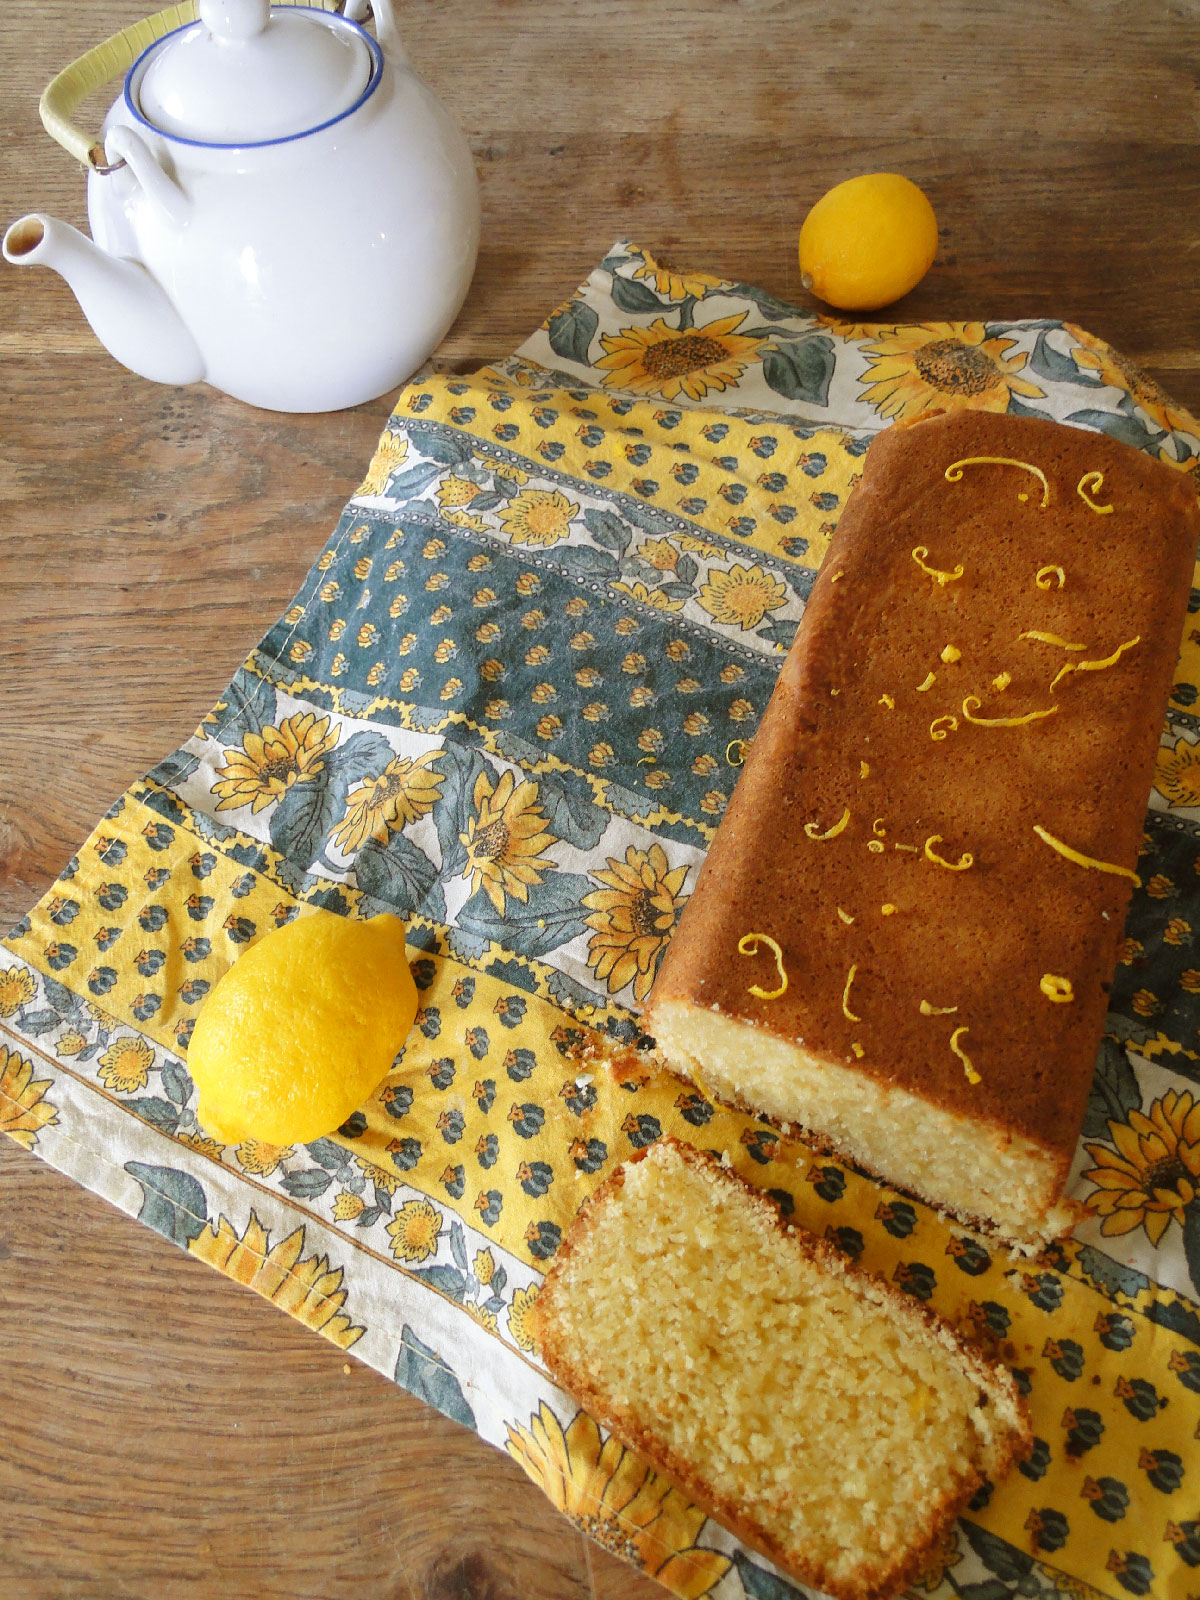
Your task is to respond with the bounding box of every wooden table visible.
[3,3,1199,1595]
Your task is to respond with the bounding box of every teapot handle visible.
[39,0,343,170]
[341,0,409,65]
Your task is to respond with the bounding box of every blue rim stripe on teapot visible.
[123,7,384,150]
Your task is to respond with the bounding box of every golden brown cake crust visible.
[646,412,1200,1180]
[533,1140,1033,1600]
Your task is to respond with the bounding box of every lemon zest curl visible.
[944,456,1049,508]
[930,715,958,741]
[1020,630,1086,650]
[726,739,748,767]
[912,546,964,586]
[805,807,850,841]
[1077,471,1114,515]
[1035,565,1066,590]
[842,963,861,1022]
[925,835,974,872]
[738,933,788,1000]
[1032,823,1141,886]
[962,695,1058,728]
[1040,974,1074,1003]
[1050,635,1140,694]
[950,1025,981,1084]
[920,999,958,1016]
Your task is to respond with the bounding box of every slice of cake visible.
[534,1139,1031,1600]
[644,410,1200,1246]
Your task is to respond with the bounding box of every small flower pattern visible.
[5,241,1200,1600]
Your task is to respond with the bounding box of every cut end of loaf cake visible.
[649,996,1081,1249]
[534,1138,1032,1600]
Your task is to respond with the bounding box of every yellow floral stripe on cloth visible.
[3,795,359,1061]
[394,374,863,573]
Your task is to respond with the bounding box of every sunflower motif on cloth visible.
[1156,737,1200,809]
[1082,1089,1200,1245]
[212,712,339,815]
[505,1405,730,1598]
[498,487,579,549]
[387,1197,442,1263]
[235,1138,294,1177]
[0,1043,58,1151]
[436,473,484,510]
[355,427,409,497]
[507,1283,539,1351]
[816,313,899,344]
[628,258,726,303]
[908,1527,963,1594]
[0,965,35,1018]
[331,751,444,855]
[1066,322,1200,444]
[97,1035,154,1095]
[356,1156,403,1196]
[459,768,556,915]
[697,562,788,630]
[608,579,685,612]
[596,312,763,403]
[581,843,689,1003]
[189,1211,363,1347]
[857,323,1045,420]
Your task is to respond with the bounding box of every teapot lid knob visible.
[198,0,270,40]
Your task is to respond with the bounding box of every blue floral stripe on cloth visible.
[6,242,1200,1599]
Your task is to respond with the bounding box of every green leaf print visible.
[431,742,489,880]
[125,1161,208,1249]
[270,766,338,870]
[733,1550,806,1599]
[609,274,670,315]
[394,1324,477,1430]
[537,777,609,852]
[547,300,599,366]
[457,873,592,959]
[355,831,439,918]
[1082,1038,1142,1141]
[761,336,835,407]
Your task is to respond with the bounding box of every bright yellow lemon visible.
[188,910,417,1146]
[798,173,938,312]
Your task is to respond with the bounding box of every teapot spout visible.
[3,214,204,387]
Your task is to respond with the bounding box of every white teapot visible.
[3,0,480,412]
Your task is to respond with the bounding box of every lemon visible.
[798,173,938,312]
[188,911,417,1146]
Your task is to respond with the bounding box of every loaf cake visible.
[533,1138,1031,1600]
[645,410,1200,1246]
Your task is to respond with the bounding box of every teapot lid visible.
[133,0,376,145]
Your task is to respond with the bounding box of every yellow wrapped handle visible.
[40,0,341,169]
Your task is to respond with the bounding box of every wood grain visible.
[3,0,1199,1594]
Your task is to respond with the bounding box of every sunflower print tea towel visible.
[5,242,1200,1600]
